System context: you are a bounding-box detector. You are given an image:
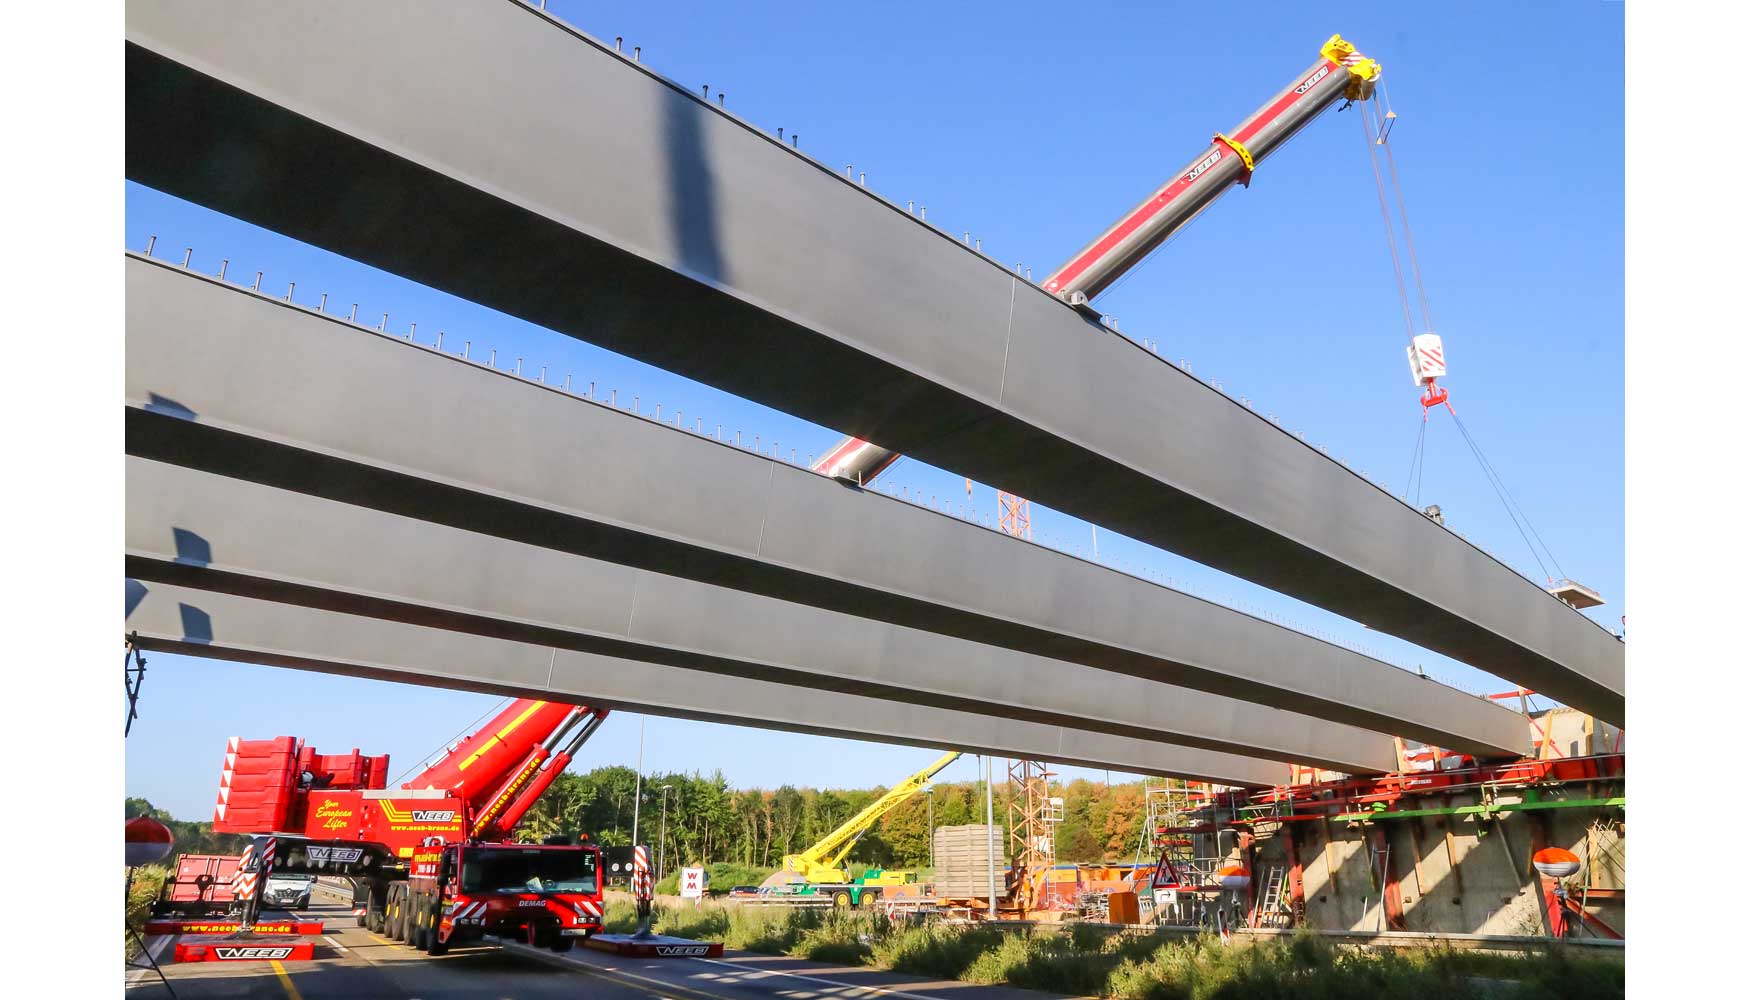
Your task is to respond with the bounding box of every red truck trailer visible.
[150,853,241,916]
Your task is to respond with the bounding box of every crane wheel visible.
[411,893,427,949]
[421,894,437,950]
[832,890,852,909]
[424,896,449,957]
[390,885,407,942]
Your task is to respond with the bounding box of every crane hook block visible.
[1212,132,1257,187]
[1320,34,1382,102]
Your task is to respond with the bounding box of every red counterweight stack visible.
[214,736,300,833]
[296,745,390,790]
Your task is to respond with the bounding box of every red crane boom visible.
[812,34,1380,488]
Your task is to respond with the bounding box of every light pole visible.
[631,716,645,846]
[658,785,674,879]
[984,756,997,919]
[925,786,935,873]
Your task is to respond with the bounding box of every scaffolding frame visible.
[1006,759,1059,910]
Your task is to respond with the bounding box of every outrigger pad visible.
[174,934,317,962]
[586,933,724,958]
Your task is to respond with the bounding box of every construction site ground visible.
[126,890,1072,1000]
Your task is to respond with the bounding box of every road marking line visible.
[505,944,706,1000]
[270,960,306,1000]
[692,957,946,1000]
[126,934,174,989]
[324,934,349,952]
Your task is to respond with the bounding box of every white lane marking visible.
[690,957,947,1000]
[324,934,349,953]
[545,946,950,1000]
[505,942,700,998]
[125,934,174,990]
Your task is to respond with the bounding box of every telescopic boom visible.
[812,35,1380,487]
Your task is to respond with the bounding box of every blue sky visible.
[125,0,1623,820]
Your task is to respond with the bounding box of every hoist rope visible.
[1360,97,1416,343]
[1360,94,1570,588]
[1372,89,1436,333]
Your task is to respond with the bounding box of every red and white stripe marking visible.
[215,736,238,823]
[1411,334,1447,381]
[573,899,603,919]
[447,900,491,924]
[632,845,654,900]
[231,843,256,896]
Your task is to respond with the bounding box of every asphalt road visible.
[127,895,1067,1000]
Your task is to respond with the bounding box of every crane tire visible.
[427,914,450,957]
[390,885,407,941]
[411,893,427,949]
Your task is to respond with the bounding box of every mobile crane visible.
[213,698,612,954]
[811,34,1381,487]
[760,751,961,908]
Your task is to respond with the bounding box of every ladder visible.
[1251,865,1292,928]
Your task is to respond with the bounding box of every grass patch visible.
[595,898,1621,999]
[653,862,777,897]
[125,866,169,960]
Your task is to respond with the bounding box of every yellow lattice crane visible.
[762,751,961,896]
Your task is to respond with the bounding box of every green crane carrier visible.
[758,751,961,908]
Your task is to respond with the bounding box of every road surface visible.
[128,894,1065,1000]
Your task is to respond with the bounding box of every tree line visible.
[514,766,1153,871]
[125,768,1155,873]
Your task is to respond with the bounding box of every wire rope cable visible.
[1405,417,1428,504]
[1360,96,1417,343]
[389,696,514,789]
[1450,411,1568,581]
[1373,90,1436,333]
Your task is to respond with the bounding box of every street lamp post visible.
[631,716,645,845]
[658,785,674,879]
[984,756,997,920]
[926,787,935,873]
